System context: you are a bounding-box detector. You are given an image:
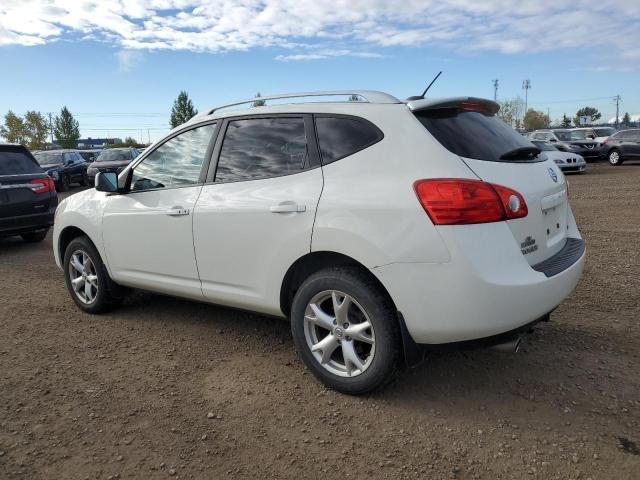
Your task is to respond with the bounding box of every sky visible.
[1,0,639,143]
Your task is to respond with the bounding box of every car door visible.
[102,122,218,300]
[193,115,323,316]
[627,131,640,157]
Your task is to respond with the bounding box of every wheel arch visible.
[58,226,97,263]
[280,250,423,367]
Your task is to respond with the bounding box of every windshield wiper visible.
[499,146,541,161]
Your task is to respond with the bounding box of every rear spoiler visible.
[406,96,500,115]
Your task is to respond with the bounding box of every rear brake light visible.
[413,179,528,225]
[458,101,488,113]
[30,178,55,194]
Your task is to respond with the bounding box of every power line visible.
[529,95,615,105]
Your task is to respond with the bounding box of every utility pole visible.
[522,80,531,114]
[614,95,621,129]
[147,128,150,145]
[492,79,499,102]
[47,112,54,145]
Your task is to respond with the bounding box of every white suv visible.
[53,91,585,394]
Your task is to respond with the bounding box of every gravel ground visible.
[1,162,639,479]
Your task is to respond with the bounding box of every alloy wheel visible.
[68,250,99,304]
[609,151,620,165]
[303,290,375,378]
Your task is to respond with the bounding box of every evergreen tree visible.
[560,114,572,128]
[252,92,266,107]
[54,106,80,148]
[622,112,631,126]
[574,106,601,126]
[170,91,198,128]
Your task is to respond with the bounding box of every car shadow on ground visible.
[117,290,588,411]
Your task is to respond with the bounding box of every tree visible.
[622,112,631,126]
[0,110,26,144]
[170,90,198,128]
[252,92,266,107]
[24,111,49,149]
[523,109,550,130]
[560,114,572,128]
[574,106,601,126]
[54,106,80,148]
[497,96,525,128]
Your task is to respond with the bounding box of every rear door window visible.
[0,147,42,175]
[315,116,382,164]
[415,108,539,162]
[215,117,309,183]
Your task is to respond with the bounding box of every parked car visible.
[601,128,640,165]
[0,144,58,242]
[78,149,102,163]
[529,129,600,161]
[33,150,89,191]
[570,127,616,144]
[53,91,585,394]
[531,141,586,173]
[86,148,139,184]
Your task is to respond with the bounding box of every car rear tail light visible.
[413,179,527,225]
[458,101,488,113]
[30,178,56,194]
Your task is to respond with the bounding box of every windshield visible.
[34,152,64,165]
[594,128,615,137]
[97,150,131,162]
[569,130,590,140]
[414,108,539,162]
[0,147,43,174]
[532,141,558,152]
[553,130,572,141]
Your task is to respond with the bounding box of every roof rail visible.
[205,90,401,115]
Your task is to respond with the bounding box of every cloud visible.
[115,49,143,72]
[0,1,639,67]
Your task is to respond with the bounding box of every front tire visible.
[79,171,89,187]
[608,149,623,166]
[58,174,70,192]
[63,236,124,313]
[290,267,401,395]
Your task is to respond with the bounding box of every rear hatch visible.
[0,145,56,219]
[411,98,569,265]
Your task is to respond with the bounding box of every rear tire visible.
[80,171,89,187]
[58,174,70,192]
[608,149,623,166]
[63,236,125,313]
[290,267,401,395]
[21,229,48,243]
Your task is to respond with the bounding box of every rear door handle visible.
[269,202,306,213]
[166,207,190,216]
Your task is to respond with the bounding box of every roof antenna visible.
[407,71,443,101]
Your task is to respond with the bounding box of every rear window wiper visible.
[499,147,541,161]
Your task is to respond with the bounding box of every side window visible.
[63,153,73,164]
[131,123,216,192]
[315,116,382,164]
[215,117,308,183]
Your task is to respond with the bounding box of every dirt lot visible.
[1,163,639,479]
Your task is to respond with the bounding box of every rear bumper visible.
[0,210,55,237]
[371,227,585,344]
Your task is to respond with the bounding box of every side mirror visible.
[587,135,595,139]
[549,138,557,142]
[95,171,118,193]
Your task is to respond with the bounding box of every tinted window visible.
[554,130,572,141]
[216,117,308,182]
[131,124,215,191]
[0,147,42,175]
[415,109,537,162]
[315,116,381,164]
[34,152,64,165]
[594,128,615,137]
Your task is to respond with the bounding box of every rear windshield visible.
[415,108,539,162]
[532,141,558,152]
[0,147,43,175]
[34,152,64,165]
[594,128,615,137]
[97,150,131,162]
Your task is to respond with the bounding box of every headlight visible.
[48,170,59,180]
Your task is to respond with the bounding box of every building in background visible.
[76,138,122,148]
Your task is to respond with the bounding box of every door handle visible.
[269,202,306,213]
[166,207,190,216]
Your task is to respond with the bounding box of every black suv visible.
[601,129,640,166]
[0,144,58,242]
[33,150,89,191]
[86,148,140,184]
